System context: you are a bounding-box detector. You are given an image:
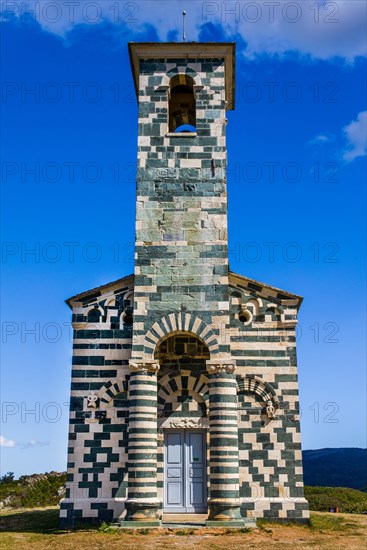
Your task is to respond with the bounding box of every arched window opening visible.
[169,74,196,133]
[123,291,133,309]
[155,333,210,361]
[246,298,260,317]
[87,306,101,323]
[119,307,133,330]
[265,306,282,322]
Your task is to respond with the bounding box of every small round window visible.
[238,308,253,325]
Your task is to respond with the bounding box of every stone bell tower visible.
[126,42,243,525]
[128,42,235,357]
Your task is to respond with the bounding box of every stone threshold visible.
[116,518,257,529]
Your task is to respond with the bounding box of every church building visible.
[60,42,309,527]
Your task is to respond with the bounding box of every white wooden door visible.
[164,430,207,513]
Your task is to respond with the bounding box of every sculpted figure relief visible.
[86,394,98,409]
[266,400,276,419]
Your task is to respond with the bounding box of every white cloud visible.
[232,0,367,61]
[309,133,334,145]
[0,435,50,449]
[19,439,50,450]
[342,111,367,161]
[1,1,366,61]
[0,435,16,448]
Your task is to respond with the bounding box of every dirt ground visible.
[0,507,366,550]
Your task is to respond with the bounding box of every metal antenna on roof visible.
[182,11,187,42]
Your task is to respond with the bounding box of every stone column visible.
[206,361,244,526]
[124,361,162,526]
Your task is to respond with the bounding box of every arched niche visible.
[168,74,196,133]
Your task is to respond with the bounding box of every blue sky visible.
[1,1,366,477]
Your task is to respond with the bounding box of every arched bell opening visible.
[155,332,210,421]
[154,332,210,374]
[168,74,196,133]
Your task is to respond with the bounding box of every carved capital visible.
[129,361,160,373]
[206,362,236,375]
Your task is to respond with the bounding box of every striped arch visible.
[97,379,125,409]
[144,313,219,358]
[265,303,284,322]
[159,67,203,90]
[237,375,277,404]
[249,296,263,308]
[158,370,209,412]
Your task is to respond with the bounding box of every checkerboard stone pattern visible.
[60,42,309,527]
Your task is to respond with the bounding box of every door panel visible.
[190,482,204,505]
[165,432,184,510]
[167,432,182,463]
[186,431,206,511]
[167,468,181,478]
[189,432,204,464]
[164,430,207,513]
[166,482,182,506]
[189,468,203,478]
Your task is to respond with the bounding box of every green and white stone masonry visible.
[60,41,309,528]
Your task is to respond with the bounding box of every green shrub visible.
[305,486,367,514]
[98,521,117,534]
[0,472,66,508]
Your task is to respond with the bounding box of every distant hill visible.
[303,448,367,491]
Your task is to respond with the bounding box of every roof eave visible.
[229,270,303,308]
[65,273,134,309]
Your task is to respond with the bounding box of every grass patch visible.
[238,527,251,533]
[0,508,60,533]
[310,513,358,531]
[221,527,252,535]
[0,508,104,534]
[256,520,273,533]
[175,529,195,535]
